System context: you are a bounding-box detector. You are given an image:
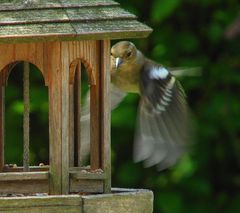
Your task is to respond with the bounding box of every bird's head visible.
[111,41,138,70]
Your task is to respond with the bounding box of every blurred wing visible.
[110,84,127,110]
[169,67,202,77]
[134,62,189,170]
[80,84,126,162]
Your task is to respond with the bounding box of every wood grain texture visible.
[0,195,82,213]
[2,166,49,172]
[47,42,62,195]
[90,47,101,170]
[69,84,75,167]
[70,179,104,193]
[61,42,70,194]
[0,7,135,25]
[73,63,81,167]
[100,40,111,193]
[0,86,4,171]
[0,43,48,85]
[0,188,153,213]
[60,0,119,8]
[70,170,106,180]
[0,206,82,213]
[0,180,48,194]
[0,21,152,44]
[0,0,152,43]
[82,189,153,213]
[0,172,48,181]
[0,0,118,11]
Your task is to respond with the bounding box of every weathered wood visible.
[0,206,82,213]
[0,43,48,85]
[3,165,49,172]
[23,62,30,172]
[0,0,62,11]
[66,7,136,22]
[0,9,68,25]
[70,179,103,193]
[60,0,119,8]
[61,42,70,194]
[0,22,152,44]
[47,42,62,195]
[0,7,135,26]
[0,0,118,11]
[70,170,106,180]
[82,189,154,213]
[0,86,4,171]
[0,172,48,181]
[0,180,48,194]
[90,41,101,170]
[74,63,81,167]
[0,195,82,213]
[69,84,75,167]
[0,189,153,213]
[100,40,111,193]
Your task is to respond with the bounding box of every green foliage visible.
[3,0,240,212]
[113,0,240,212]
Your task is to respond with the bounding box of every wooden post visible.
[61,42,70,194]
[90,44,101,170]
[69,84,74,167]
[23,62,30,172]
[0,85,4,171]
[74,63,81,167]
[100,40,111,192]
[48,42,62,194]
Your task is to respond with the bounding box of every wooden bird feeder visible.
[0,0,153,212]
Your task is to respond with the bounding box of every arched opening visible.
[2,61,49,171]
[69,58,100,169]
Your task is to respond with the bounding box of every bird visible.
[81,41,191,170]
[110,41,190,170]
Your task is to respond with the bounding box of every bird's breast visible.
[111,70,140,93]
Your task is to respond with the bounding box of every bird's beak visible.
[115,57,123,69]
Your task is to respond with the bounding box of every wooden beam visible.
[0,86,4,171]
[70,179,103,193]
[61,42,70,194]
[48,42,62,195]
[0,180,48,194]
[90,42,101,170]
[0,195,82,213]
[69,83,74,167]
[23,62,30,172]
[70,170,106,180]
[74,63,81,167]
[100,40,111,193]
[2,165,49,172]
[0,171,48,181]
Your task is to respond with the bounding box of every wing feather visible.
[134,61,189,170]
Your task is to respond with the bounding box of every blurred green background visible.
[3,0,240,212]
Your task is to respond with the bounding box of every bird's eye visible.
[126,51,132,57]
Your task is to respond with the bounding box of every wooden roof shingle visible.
[0,0,152,43]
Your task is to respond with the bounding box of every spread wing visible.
[80,84,126,163]
[134,61,189,170]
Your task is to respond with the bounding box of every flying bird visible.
[81,41,191,170]
[110,41,190,170]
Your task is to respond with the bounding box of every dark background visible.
[4,0,240,212]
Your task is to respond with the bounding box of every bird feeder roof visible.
[0,0,152,43]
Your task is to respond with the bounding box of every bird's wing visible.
[134,62,189,170]
[80,84,126,163]
[169,67,202,77]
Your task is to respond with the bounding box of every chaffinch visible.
[81,41,191,170]
[110,41,190,170]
